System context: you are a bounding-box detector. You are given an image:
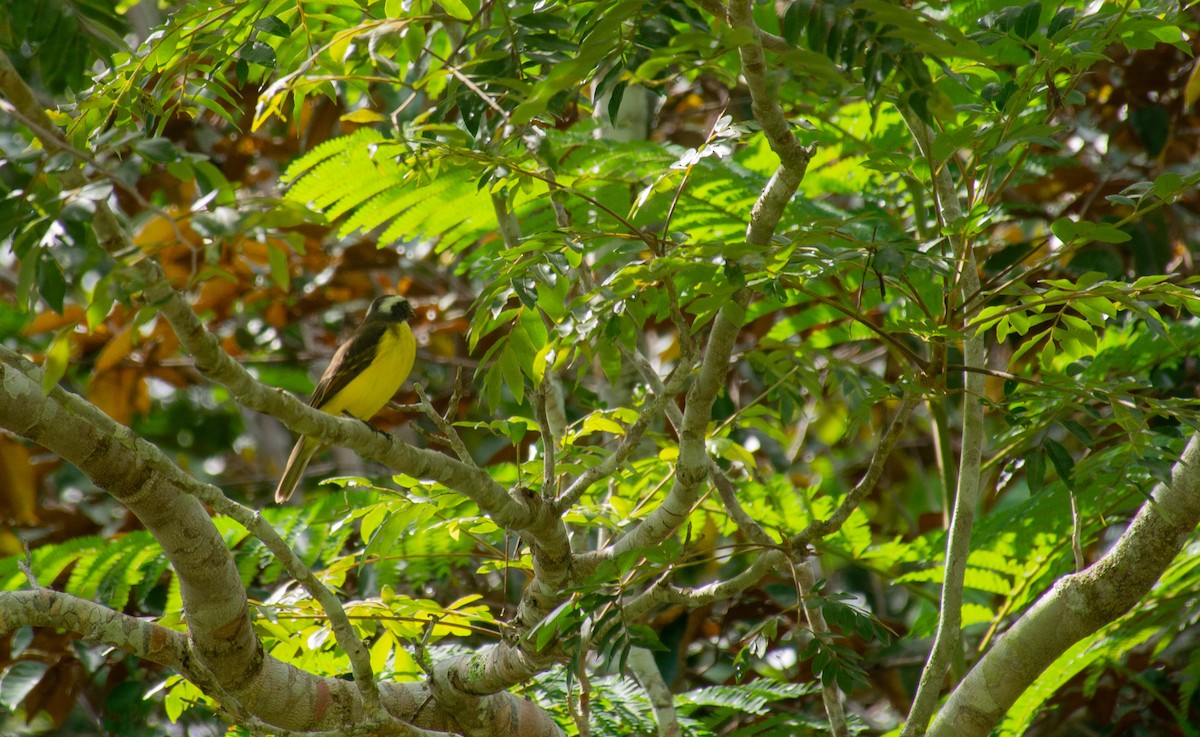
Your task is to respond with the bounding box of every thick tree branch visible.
[0,589,197,679]
[0,352,260,689]
[431,642,563,707]
[928,432,1200,737]
[0,350,560,736]
[726,0,812,247]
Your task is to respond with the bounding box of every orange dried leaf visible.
[95,327,136,374]
[0,437,39,525]
[24,305,84,336]
[89,367,150,425]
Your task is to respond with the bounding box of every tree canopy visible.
[2,1,1200,736]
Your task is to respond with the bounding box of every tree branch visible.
[622,346,776,547]
[556,360,693,510]
[624,549,785,622]
[0,589,196,677]
[928,432,1200,737]
[725,0,812,246]
[0,350,560,736]
[899,110,987,737]
[628,646,681,737]
[792,395,920,550]
[795,560,849,737]
[691,0,792,56]
[415,383,475,464]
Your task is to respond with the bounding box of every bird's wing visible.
[308,320,385,410]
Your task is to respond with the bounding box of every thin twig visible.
[555,360,692,510]
[414,384,474,464]
[18,538,38,588]
[1070,490,1085,572]
[793,395,920,550]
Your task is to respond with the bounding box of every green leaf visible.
[42,328,73,394]
[252,16,290,37]
[581,414,625,437]
[708,437,757,470]
[513,279,537,309]
[1026,449,1046,494]
[1150,172,1185,201]
[533,599,575,651]
[499,345,525,404]
[359,503,389,544]
[627,624,669,652]
[536,280,566,322]
[267,243,290,291]
[437,0,474,21]
[134,137,179,162]
[1043,438,1075,489]
[781,1,807,46]
[1060,420,1094,445]
[1050,218,1076,242]
[1129,106,1170,157]
[85,274,115,331]
[1013,1,1042,41]
[37,252,67,314]
[239,40,277,68]
[1046,7,1075,40]
[0,661,49,711]
[506,419,530,444]
[1065,220,1131,245]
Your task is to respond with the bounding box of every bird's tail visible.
[275,436,321,503]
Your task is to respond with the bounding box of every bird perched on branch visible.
[275,295,416,503]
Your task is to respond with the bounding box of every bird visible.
[274,295,416,503]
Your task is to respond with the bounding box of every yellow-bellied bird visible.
[274,295,416,503]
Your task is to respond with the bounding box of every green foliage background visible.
[2,0,1200,735]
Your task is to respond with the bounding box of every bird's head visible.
[366,295,414,322]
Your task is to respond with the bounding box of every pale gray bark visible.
[899,111,988,737]
[0,349,564,737]
[628,647,681,737]
[928,433,1200,736]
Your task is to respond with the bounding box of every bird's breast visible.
[326,323,416,419]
